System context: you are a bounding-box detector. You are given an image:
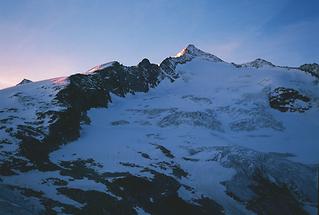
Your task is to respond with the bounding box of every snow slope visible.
[0,77,68,156]
[0,45,318,214]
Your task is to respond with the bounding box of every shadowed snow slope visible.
[0,45,318,215]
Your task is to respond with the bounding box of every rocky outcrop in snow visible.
[300,63,319,78]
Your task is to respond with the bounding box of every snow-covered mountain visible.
[16,79,33,86]
[0,45,318,215]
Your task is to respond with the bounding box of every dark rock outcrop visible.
[299,63,319,78]
[18,59,174,167]
[268,87,311,112]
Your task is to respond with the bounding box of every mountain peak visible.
[253,58,274,64]
[175,44,223,62]
[242,58,275,68]
[86,61,117,73]
[16,78,32,86]
[176,44,207,57]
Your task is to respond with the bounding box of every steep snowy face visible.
[157,54,319,163]
[0,45,318,215]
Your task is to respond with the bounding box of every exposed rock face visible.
[56,173,225,215]
[0,184,44,215]
[1,54,188,175]
[299,63,319,78]
[18,59,172,167]
[208,145,315,215]
[268,87,311,112]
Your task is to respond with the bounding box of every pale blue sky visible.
[0,0,318,88]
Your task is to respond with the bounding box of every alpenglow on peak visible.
[175,44,223,62]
